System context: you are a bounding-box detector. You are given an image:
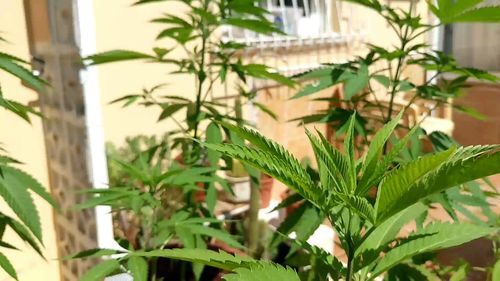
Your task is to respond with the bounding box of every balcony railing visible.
[222,0,363,48]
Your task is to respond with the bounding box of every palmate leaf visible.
[203,142,320,206]
[306,129,348,194]
[429,0,500,23]
[4,215,44,257]
[132,249,300,280]
[0,54,47,92]
[65,248,123,260]
[80,259,120,281]
[376,145,500,223]
[374,148,456,223]
[133,248,254,271]
[291,240,345,280]
[343,114,357,192]
[270,202,324,253]
[0,168,42,242]
[223,18,284,35]
[223,263,300,281]
[84,50,156,66]
[127,256,148,281]
[357,111,403,194]
[343,63,369,100]
[240,64,295,87]
[0,99,42,123]
[337,194,375,223]
[0,166,57,208]
[291,67,346,99]
[355,203,426,261]
[364,222,496,279]
[207,122,319,204]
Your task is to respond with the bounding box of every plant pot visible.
[280,190,301,217]
[224,174,252,202]
[260,174,273,208]
[195,182,206,203]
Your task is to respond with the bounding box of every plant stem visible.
[346,255,354,281]
[383,3,413,154]
[150,257,158,281]
[193,0,209,140]
[345,212,355,281]
[235,95,261,257]
[248,177,260,257]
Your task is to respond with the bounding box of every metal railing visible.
[222,0,362,48]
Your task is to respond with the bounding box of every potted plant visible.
[222,160,274,208]
[223,159,251,203]
[75,112,500,280]
[73,0,293,279]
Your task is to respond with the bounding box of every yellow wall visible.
[0,1,59,280]
[92,0,199,146]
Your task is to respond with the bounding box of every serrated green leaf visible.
[132,249,254,271]
[375,148,456,223]
[449,263,469,281]
[0,56,46,92]
[65,248,122,260]
[344,113,357,191]
[356,203,426,259]
[0,252,17,280]
[253,102,277,120]
[344,64,369,99]
[372,75,390,88]
[1,166,57,208]
[270,202,323,252]
[5,216,43,257]
[84,50,155,65]
[158,103,186,121]
[157,27,194,43]
[445,6,500,23]
[365,223,494,279]
[80,259,120,281]
[224,18,283,35]
[128,256,148,281]
[206,122,222,166]
[223,263,300,281]
[0,170,42,242]
[377,145,500,223]
[358,111,403,194]
[185,224,244,249]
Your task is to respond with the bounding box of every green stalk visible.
[383,3,413,154]
[345,212,355,281]
[193,0,209,140]
[248,177,261,257]
[233,96,261,257]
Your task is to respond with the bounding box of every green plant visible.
[84,0,292,165]
[0,37,56,280]
[76,0,293,279]
[78,134,244,280]
[292,0,499,146]
[70,112,500,280]
[289,0,500,240]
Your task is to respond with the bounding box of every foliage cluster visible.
[66,0,500,280]
[0,37,56,280]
